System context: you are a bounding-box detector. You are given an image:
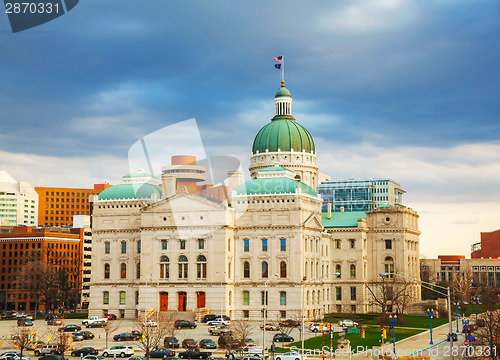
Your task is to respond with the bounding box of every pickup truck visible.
[82,316,108,326]
[209,325,231,336]
[178,349,212,359]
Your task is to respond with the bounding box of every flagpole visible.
[282,55,285,83]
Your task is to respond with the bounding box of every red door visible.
[178,292,187,312]
[160,292,168,311]
[196,292,206,308]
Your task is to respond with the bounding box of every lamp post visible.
[427,308,434,345]
[216,271,225,322]
[380,272,454,359]
[473,296,479,322]
[263,273,278,360]
[389,313,397,355]
[453,301,460,333]
[301,272,340,357]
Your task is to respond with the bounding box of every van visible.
[17,318,33,326]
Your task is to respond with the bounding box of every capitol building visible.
[88,82,421,320]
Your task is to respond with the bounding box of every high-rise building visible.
[471,229,500,259]
[73,215,92,308]
[35,184,112,227]
[317,178,405,212]
[0,171,38,226]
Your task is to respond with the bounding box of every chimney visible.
[327,203,332,219]
[340,206,345,212]
[227,171,243,205]
[161,174,176,199]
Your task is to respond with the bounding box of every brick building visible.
[471,229,500,259]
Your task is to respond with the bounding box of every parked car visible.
[59,325,82,332]
[199,339,217,349]
[73,333,85,341]
[259,323,279,331]
[26,341,46,350]
[164,337,180,349]
[175,320,197,329]
[337,320,358,328]
[207,318,230,326]
[0,353,30,360]
[275,352,303,360]
[102,346,134,358]
[447,333,458,342]
[131,331,142,339]
[17,319,33,326]
[202,315,217,323]
[71,348,98,357]
[278,319,299,327]
[178,349,212,359]
[81,331,95,340]
[47,318,62,326]
[463,324,476,333]
[143,320,158,327]
[35,345,61,356]
[149,349,175,358]
[86,321,106,328]
[272,334,294,343]
[82,356,105,360]
[39,356,61,360]
[182,339,198,349]
[244,339,255,347]
[113,333,138,341]
[217,336,242,350]
[105,314,117,320]
[209,325,231,336]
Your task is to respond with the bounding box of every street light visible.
[262,273,279,359]
[473,296,479,322]
[380,272,454,359]
[426,308,434,345]
[301,272,340,357]
[453,301,460,333]
[216,271,225,322]
[389,313,397,355]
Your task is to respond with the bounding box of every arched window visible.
[384,257,394,277]
[280,261,287,278]
[120,263,126,279]
[197,255,207,279]
[243,261,250,278]
[160,256,169,279]
[350,264,356,279]
[104,263,110,279]
[262,261,268,278]
[178,255,188,279]
[335,264,341,278]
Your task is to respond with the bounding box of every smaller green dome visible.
[236,177,317,197]
[260,166,294,173]
[98,183,162,200]
[275,87,291,98]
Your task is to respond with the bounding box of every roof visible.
[122,172,157,179]
[260,166,294,173]
[98,183,162,200]
[275,87,291,98]
[236,177,317,197]
[322,211,366,228]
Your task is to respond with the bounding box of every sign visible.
[464,340,469,346]
[347,328,360,334]
[142,334,146,342]
[271,343,275,352]
[47,335,51,342]
[466,336,475,342]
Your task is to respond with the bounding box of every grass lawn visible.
[462,304,500,317]
[323,313,448,329]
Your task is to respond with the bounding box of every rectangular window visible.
[104,242,110,254]
[103,291,109,305]
[198,239,205,250]
[336,287,342,301]
[335,239,341,249]
[385,239,392,249]
[243,291,249,305]
[349,239,355,249]
[261,291,268,306]
[280,310,286,319]
[280,291,286,305]
[137,241,141,254]
[180,239,186,250]
[350,287,356,301]
[119,291,126,305]
[121,241,126,254]
[280,238,286,251]
[161,240,168,250]
[262,239,267,252]
[244,239,249,252]
[243,310,249,318]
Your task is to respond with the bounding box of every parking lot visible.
[0,318,310,358]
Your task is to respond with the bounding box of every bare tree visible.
[103,321,120,349]
[450,270,475,302]
[45,328,74,360]
[230,320,255,345]
[365,274,411,322]
[134,312,176,360]
[472,310,500,359]
[10,325,35,360]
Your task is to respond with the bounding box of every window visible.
[120,263,126,279]
[104,242,110,254]
[280,291,286,305]
[385,239,392,249]
[121,241,127,254]
[103,291,109,304]
[261,291,268,306]
[350,264,356,279]
[136,291,139,305]
[280,238,286,251]
[335,264,341,278]
[262,239,268,252]
[160,256,169,279]
[243,261,250,278]
[161,240,168,250]
[384,257,394,277]
[349,239,355,249]
[262,261,268,278]
[136,263,141,279]
[137,241,141,254]
[104,263,110,279]
[119,291,126,305]
[196,255,207,279]
[178,255,188,279]
[243,291,250,305]
[180,239,186,250]
[280,261,287,278]
[244,239,249,252]
[198,239,205,250]
[243,310,249,318]
[350,287,356,301]
[335,239,341,249]
[332,287,341,302]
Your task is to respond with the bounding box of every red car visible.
[106,314,117,320]
[182,339,198,349]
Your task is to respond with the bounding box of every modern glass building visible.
[317,178,405,212]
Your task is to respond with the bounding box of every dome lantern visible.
[274,81,292,116]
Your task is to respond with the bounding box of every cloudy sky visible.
[1,0,499,258]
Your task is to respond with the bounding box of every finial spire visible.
[281,81,285,88]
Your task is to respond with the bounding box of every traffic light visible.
[327,323,331,332]
[492,335,496,344]
[319,324,323,332]
[361,329,365,339]
[382,329,387,339]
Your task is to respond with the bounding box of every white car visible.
[275,352,303,360]
[142,320,158,327]
[0,353,30,360]
[83,356,106,360]
[338,319,358,328]
[207,318,230,326]
[102,346,134,358]
[309,323,327,332]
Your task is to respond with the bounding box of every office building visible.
[0,171,38,226]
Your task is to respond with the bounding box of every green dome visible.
[252,117,315,154]
[98,183,162,200]
[236,177,317,197]
[260,166,294,173]
[275,87,291,98]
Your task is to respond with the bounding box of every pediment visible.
[143,192,227,213]
[304,214,323,230]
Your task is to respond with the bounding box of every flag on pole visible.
[273,56,282,63]
[275,64,281,69]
